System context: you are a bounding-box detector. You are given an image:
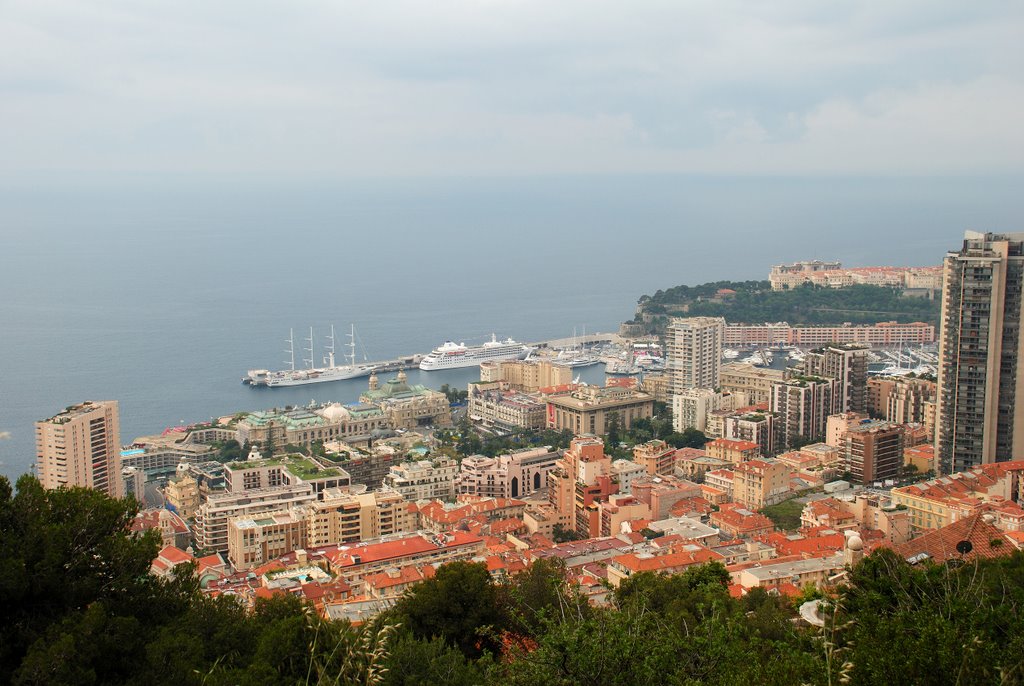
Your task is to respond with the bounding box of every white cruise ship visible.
[419,334,532,370]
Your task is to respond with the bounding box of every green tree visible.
[500,558,589,637]
[551,524,584,543]
[391,562,505,659]
[605,412,621,446]
[0,475,162,683]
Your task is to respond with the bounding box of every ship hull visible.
[254,365,377,387]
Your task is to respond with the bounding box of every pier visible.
[364,332,624,372]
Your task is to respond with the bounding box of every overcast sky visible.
[2,0,1022,179]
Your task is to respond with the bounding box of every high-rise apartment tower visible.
[35,400,122,497]
[666,317,725,395]
[936,232,1024,474]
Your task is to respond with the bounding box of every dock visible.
[364,332,624,372]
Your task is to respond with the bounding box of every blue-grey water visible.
[2,174,1022,479]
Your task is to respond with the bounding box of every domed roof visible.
[320,403,351,422]
[846,535,864,551]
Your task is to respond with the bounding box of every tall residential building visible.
[867,376,937,427]
[804,344,869,414]
[937,232,1024,474]
[769,377,839,449]
[35,400,122,497]
[666,317,725,395]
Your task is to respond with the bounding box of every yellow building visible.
[705,438,760,464]
[164,469,200,519]
[545,386,654,435]
[306,488,416,547]
[732,459,791,509]
[227,510,308,570]
[632,439,676,477]
[639,373,670,403]
[719,363,787,405]
[479,359,571,391]
[891,461,1024,532]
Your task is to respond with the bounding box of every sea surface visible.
[2,173,1022,479]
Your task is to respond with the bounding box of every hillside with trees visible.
[629,281,940,334]
[3,474,1023,685]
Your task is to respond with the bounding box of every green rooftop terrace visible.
[226,454,346,480]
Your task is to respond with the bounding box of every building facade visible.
[769,377,839,448]
[844,420,904,484]
[381,457,459,501]
[35,400,122,497]
[455,447,560,499]
[936,232,1024,474]
[194,484,317,553]
[868,376,937,427]
[666,317,725,395]
[467,382,547,431]
[723,321,935,347]
[732,459,790,509]
[228,510,308,570]
[545,385,654,435]
[673,388,727,433]
[804,344,869,414]
[719,363,787,405]
[306,488,416,547]
[479,359,572,391]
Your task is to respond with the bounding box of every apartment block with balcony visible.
[306,488,416,547]
[769,376,839,448]
[804,344,869,414]
[35,400,122,497]
[381,457,458,501]
[732,459,791,509]
[666,317,725,395]
[937,232,1024,474]
[844,420,904,485]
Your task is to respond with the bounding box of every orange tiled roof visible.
[892,512,1014,564]
[670,496,715,517]
[158,546,193,565]
[707,438,760,452]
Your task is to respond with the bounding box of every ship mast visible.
[285,329,295,371]
[325,325,336,368]
[348,323,357,367]
[304,327,314,369]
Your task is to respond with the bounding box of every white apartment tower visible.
[667,317,725,395]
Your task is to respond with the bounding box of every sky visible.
[2,0,1023,180]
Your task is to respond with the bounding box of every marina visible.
[245,331,625,388]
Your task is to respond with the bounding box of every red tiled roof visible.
[765,530,846,558]
[711,504,774,532]
[612,547,723,573]
[325,531,483,568]
[363,565,435,590]
[158,546,193,565]
[670,496,715,517]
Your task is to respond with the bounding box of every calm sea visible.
[2,173,1021,479]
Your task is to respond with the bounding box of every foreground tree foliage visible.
[3,474,1024,685]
